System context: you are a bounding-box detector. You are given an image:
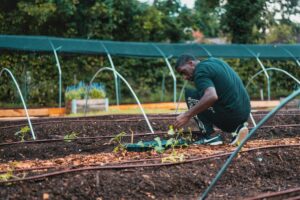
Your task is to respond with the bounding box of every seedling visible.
[110,132,127,153]
[161,125,192,163]
[167,125,175,136]
[64,132,78,142]
[14,126,30,142]
[166,125,192,149]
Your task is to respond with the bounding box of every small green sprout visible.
[110,132,127,153]
[14,126,30,142]
[167,125,175,136]
[167,125,192,148]
[160,125,192,163]
[165,138,175,148]
[64,132,78,142]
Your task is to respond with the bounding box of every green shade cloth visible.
[0,35,299,59]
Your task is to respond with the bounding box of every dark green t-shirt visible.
[193,57,250,120]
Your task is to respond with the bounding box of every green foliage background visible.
[0,0,299,107]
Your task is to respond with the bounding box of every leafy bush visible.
[65,81,106,101]
[89,87,106,99]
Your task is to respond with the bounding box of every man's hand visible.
[174,87,218,130]
[173,112,191,129]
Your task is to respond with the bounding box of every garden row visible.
[0,110,299,199]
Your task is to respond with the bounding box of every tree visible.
[220,0,300,43]
[264,24,297,43]
[153,0,186,42]
[221,0,266,43]
[194,0,221,37]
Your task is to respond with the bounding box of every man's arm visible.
[173,87,218,129]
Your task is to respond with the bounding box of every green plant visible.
[63,132,78,142]
[160,125,193,163]
[65,82,106,101]
[110,132,127,153]
[89,88,106,99]
[150,125,193,156]
[153,137,165,153]
[65,90,82,101]
[167,125,175,136]
[14,126,30,142]
[166,125,192,149]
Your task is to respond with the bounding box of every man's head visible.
[175,54,198,81]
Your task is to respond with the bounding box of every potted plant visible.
[65,82,108,114]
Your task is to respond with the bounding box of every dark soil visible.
[1,146,299,200]
[0,112,299,141]
[0,111,299,199]
[0,126,299,162]
[0,112,299,162]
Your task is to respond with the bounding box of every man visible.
[173,54,251,146]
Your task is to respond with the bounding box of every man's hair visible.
[175,54,196,69]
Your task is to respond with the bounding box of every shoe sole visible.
[194,140,223,145]
[209,141,223,145]
[230,127,249,146]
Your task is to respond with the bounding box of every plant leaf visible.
[64,132,78,142]
[20,126,30,133]
[154,146,164,153]
[167,125,175,135]
[165,138,175,147]
[154,137,162,147]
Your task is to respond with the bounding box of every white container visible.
[69,98,109,114]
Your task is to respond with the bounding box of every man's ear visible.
[187,60,194,67]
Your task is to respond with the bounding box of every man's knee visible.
[185,88,203,109]
[185,88,200,100]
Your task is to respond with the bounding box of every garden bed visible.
[0,110,299,199]
[0,144,299,200]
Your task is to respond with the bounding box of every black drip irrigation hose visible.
[0,143,299,184]
[244,187,300,200]
[199,89,300,200]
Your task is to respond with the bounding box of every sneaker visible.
[193,134,223,145]
[230,123,249,146]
